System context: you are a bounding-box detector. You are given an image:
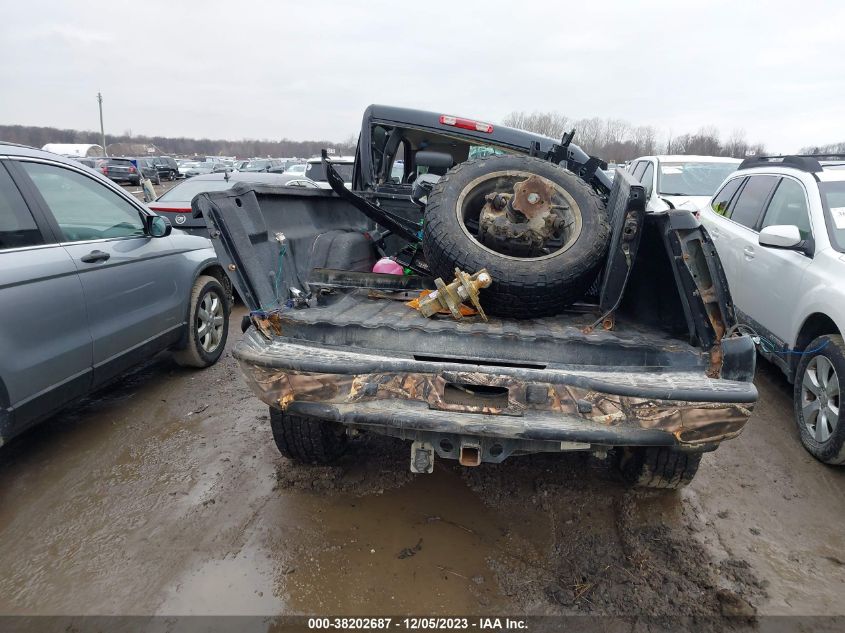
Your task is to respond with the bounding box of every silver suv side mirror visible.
[759,225,802,249]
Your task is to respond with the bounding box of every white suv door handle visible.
[744,246,755,260]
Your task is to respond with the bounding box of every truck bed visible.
[194,178,757,457]
[269,290,705,372]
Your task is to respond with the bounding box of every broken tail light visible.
[439,115,493,134]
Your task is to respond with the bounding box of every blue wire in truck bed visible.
[249,245,287,316]
[728,323,829,356]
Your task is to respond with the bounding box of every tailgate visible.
[194,184,374,312]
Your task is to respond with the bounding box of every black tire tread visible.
[621,446,702,489]
[422,156,610,318]
[269,408,347,464]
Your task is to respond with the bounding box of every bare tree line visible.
[0,124,357,158]
[799,141,845,155]
[501,111,767,162]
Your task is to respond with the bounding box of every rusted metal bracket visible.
[415,268,492,321]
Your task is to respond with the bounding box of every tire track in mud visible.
[270,437,765,621]
[458,452,766,620]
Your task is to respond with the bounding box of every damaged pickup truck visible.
[195,105,757,488]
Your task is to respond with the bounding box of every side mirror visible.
[759,224,802,249]
[411,173,442,206]
[148,214,172,238]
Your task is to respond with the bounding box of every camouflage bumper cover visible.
[235,335,756,450]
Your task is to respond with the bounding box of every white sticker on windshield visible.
[832,206,845,229]
[661,166,683,174]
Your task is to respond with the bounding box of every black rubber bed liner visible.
[272,291,704,371]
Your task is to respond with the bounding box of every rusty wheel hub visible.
[476,173,576,258]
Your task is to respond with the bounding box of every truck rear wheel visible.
[422,155,610,318]
[618,446,702,489]
[269,407,347,464]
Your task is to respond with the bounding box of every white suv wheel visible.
[794,335,845,465]
[801,355,840,442]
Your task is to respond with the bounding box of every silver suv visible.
[0,143,232,446]
[700,154,845,464]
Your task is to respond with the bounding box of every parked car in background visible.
[0,143,231,446]
[69,156,98,169]
[132,157,162,185]
[178,160,200,178]
[146,171,318,236]
[390,159,404,183]
[152,156,179,181]
[183,162,229,178]
[699,154,845,464]
[627,155,741,213]
[96,157,143,186]
[240,159,285,173]
[285,163,306,176]
[304,155,354,188]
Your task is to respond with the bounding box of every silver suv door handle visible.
[743,246,755,260]
[80,250,111,263]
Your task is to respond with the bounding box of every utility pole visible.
[97,92,107,155]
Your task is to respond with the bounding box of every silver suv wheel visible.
[198,291,225,353]
[794,335,845,465]
[801,355,840,443]
[173,275,229,369]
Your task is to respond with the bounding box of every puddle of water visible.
[275,465,539,615]
[158,543,284,615]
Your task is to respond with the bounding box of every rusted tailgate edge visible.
[234,334,757,404]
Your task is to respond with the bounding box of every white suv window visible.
[639,162,654,196]
[728,175,779,229]
[711,177,744,216]
[631,161,647,180]
[760,178,811,239]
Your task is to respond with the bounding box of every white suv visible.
[699,155,845,464]
[304,155,354,189]
[627,155,741,213]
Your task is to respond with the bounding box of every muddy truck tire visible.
[269,407,347,464]
[794,334,845,465]
[618,446,702,489]
[422,155,610,318]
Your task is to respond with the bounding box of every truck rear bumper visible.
[235,333,756,450]
[285,400,680,446]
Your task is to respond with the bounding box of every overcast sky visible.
[1,0,842,153]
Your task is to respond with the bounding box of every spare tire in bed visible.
[422,154,610,318]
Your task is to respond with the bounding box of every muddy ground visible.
[0,304,843,622]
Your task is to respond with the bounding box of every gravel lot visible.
[1,303,843,620]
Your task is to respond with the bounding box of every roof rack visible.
[738,154,845,173]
